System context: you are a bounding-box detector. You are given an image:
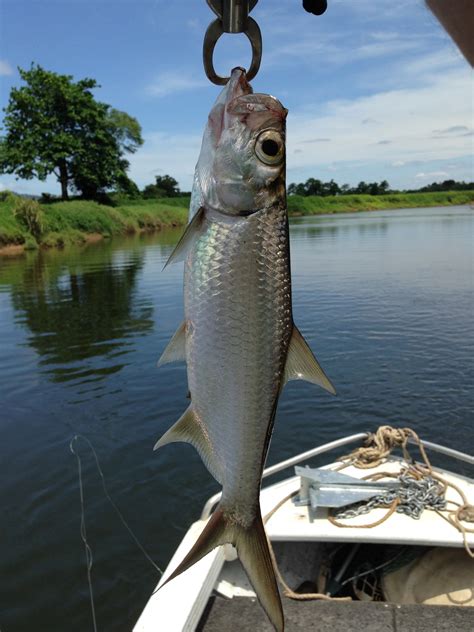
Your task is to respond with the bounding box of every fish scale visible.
[185,204,292,510]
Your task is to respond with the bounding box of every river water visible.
[0,206,472,631]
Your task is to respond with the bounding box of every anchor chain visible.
[333,471,447,521]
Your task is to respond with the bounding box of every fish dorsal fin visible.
[157,321,186,366]
[163,206,205,269]
[154,405,223,484]
[283,326,336,395]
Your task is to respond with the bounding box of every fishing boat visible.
[134,427,474,631]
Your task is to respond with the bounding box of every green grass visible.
[0,191,28,245]
[1,190,473,250]
[287,191,474,215]
[0,193,189,249]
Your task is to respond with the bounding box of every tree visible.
[287,182,307,196]
[340,183,351,194]
[322,179,340,196]
[304,178,323,196]
[379,180,389,194]
[0,64,143,200]
[355,181,369,194]
[368,182,380,196]
[142,175,180,199]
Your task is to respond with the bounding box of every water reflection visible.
[1,241,155,386]
[0,207,472,632]
[290,216,390,246]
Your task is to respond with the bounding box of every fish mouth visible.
[227,67,253,100]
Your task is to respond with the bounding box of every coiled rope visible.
[330,426,474,557]
[264,425,474,605]
[339,425,431,470]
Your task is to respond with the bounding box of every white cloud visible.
[434,125,470,134]
[415,171,450,179]
[131,50,472,191]
[186,18,200,31]
[146,72,208,98]
[0,175,57,196]
[286,63,472,180]
[128,131,202,190]
[266,35,419,68]
[332,0,416,19]
[353,39,420,60]
[0,60,13,76]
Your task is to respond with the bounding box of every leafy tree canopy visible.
[287,177,473,197]
[142,174,180,199]
[288,178,391,197]
[0,64,143,200]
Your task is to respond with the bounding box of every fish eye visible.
[255,131,284,166]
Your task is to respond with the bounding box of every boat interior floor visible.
[197,595,474,632]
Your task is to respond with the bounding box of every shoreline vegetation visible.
[1,190,473,255]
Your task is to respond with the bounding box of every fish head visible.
[193,68,288,217]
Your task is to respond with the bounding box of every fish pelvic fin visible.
[157,321,186,366]
[163,206,205,270]
[283,325,336,395]
[161,506,284,632]
[153,405,223,484]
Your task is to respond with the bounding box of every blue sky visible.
[0,0,472,195]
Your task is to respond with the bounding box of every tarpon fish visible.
[156,67,335,631]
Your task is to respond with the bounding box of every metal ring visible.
[203,17,262,85]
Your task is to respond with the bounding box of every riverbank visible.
[0,192,188,254]
[286,190,474,215]
[1,190,472,254]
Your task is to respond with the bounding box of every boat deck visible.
[199,596,474,631]
[134,439,474,632]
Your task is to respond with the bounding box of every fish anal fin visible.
[160,506,283,632]
[157,321,186,366]
[283,325,336,395]
[153,406,223,483]
[163,206,205,269]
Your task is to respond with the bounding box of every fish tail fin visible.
[235,511,284,632]
[161,505,284,632]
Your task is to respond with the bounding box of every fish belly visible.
[184,204,292,524]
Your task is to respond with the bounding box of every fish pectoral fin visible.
[157,321,186,366]
[283,325,336,395]
[154,406,223,483]
[163,206,205,269]
[159,506,283,632]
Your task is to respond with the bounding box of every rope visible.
[328,499,400,529]
[429,471,474,558]
[261,425,473,602]
[340,426,431,470]
[264,492,351,601]
[332,426,474,557]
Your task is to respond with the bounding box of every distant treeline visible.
[288,178,474,197]
[127,176,474,202]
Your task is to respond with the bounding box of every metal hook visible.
[203,1,262,85]
[203,17,262,85]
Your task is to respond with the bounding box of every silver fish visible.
[156,68,335,631]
